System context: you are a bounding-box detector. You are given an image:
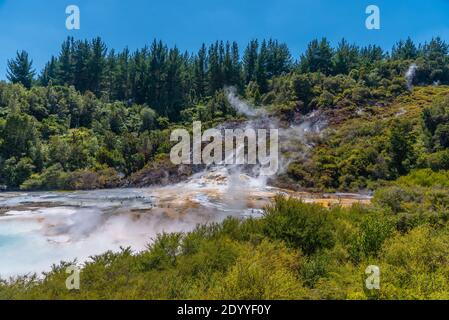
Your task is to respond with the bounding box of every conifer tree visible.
[299,38,333,74]
[194,44,208,100]
[332,39,360,75]
[392,37,418,60]
[207,42,223,94]
[88,37,107,95]
[256,40,269,93]
[57,37,76,86]
[243,40,258,83]
[6,50,35,89]
[39,56,59,86]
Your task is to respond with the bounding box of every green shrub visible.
[349,214,395,263]
[262,196,335,255]
[208,240,306,299]
[20,164,70,190]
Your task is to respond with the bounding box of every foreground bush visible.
[2,192,449,300]
[262,196,335,255]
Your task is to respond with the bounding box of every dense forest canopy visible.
[8,36,449,113]
[1,36,449,190]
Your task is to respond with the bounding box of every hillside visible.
[279,85,449,192]
[1,37,449,192]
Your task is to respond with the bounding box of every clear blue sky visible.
[1,0,449,79]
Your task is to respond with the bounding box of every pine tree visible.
[88,37,107,95]
[114,48,131,101]
[299,38,333,75]
[148,40,168,110]
[104,49,118,101]
[130,48,149,105]
[223,41,232,86]
[256,40,269,93]
[73,40,91,92]
[266,39,292,78]
[359,45,384,65]
[422,37,449,83]
[207,42,223,94]
[194,44,208,100]
[57,37,76,86]
[39,56,59,86]
[165,47,186,120]
[243,40,258,83]
[231,41,242,88]
[424,37,449,60]
[6,50,35,89]
[332,39,360,75]
[392,37,418,60]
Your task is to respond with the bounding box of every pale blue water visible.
[0,234,22,247]
[0,180,260,278]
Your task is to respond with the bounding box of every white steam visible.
[406,63,418,89]
[225,88,327,176]
[225,87,266,117]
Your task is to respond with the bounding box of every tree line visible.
[2,36,449,190]
[6,37,449,121]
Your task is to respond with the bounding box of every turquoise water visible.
[0,234,22,247]
[0,185,243,278]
